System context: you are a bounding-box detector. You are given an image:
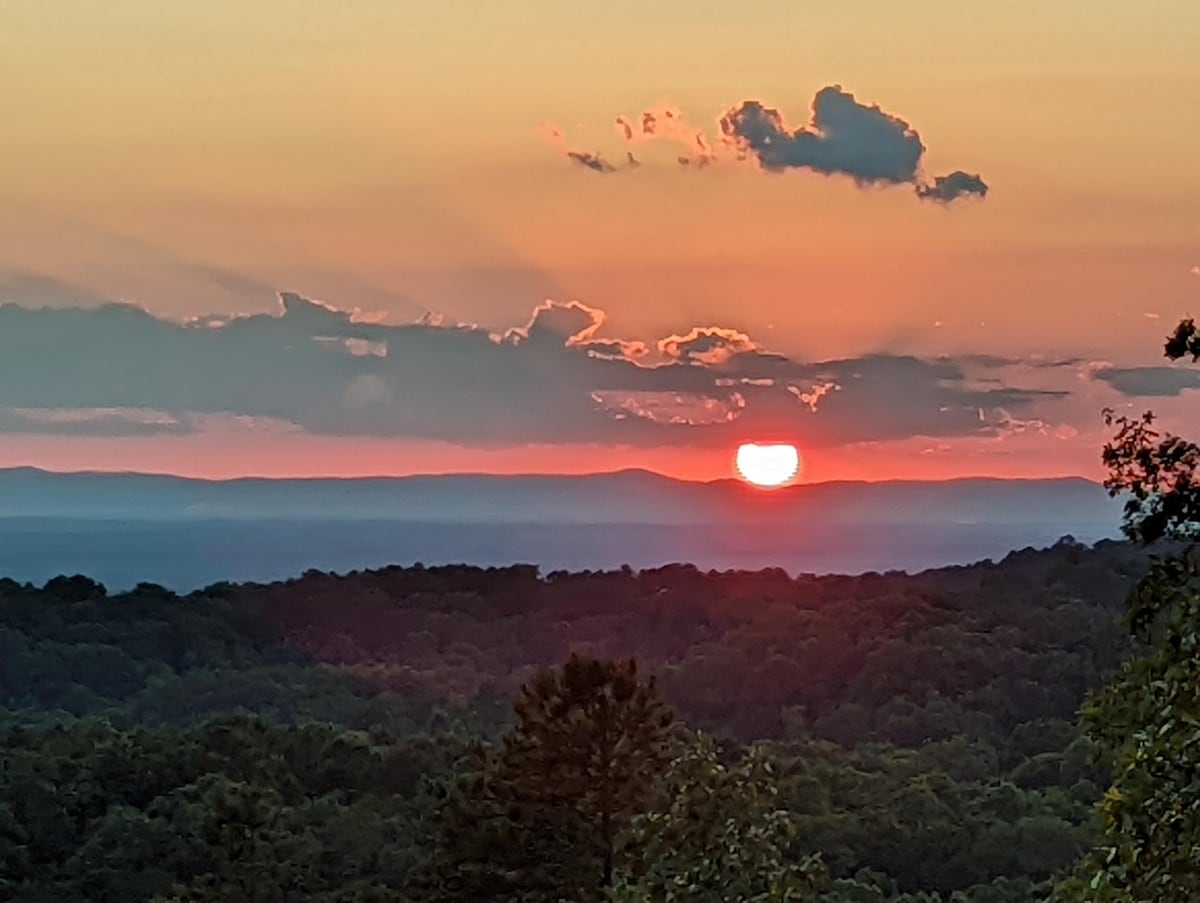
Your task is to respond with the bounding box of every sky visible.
[1,1,1198,482]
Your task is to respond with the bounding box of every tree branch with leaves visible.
[1062,320,1200,902]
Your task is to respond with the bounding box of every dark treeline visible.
[0,538,1150,900]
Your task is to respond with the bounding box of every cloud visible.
[1091,365,1200,397]
[503,300,607,346]
[0,406,300,438]
[0,292,1064,449]
[546,86,987,202]
[657,327,759,366]
[0,406,190,437]
[914,170,989,203]
[720,88,924,183]
[540,123,636,174]
[590,390,745,426]
[717,87,987,201]
[568,150,618,173]
[0,271,104,307]
[989,408,1049,437]
[788,380,841,413]
[615,105,717,167]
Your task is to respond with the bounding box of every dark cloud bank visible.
[554,85,988,203]
[1092,366,1200,397]
[0,293,1075,447]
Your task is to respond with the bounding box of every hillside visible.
[0,539,1147,900]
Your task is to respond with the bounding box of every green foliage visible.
[427,654,674,900]
[0,541,1156,900]
[1101,410,1200,546]
[0,715,458,900]
[769,739,1086,898]
[1061,318,1200,901]
[1062,552,1200,901]
[613,734,827,902]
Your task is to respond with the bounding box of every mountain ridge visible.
[0,466,1118,527]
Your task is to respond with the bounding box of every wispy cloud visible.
[539,123,637,174]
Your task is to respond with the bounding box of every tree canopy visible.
[0,541,1145,900]
[1062,319,1200,901]
[427,655,674,900]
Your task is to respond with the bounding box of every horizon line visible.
[0,463,1103,488]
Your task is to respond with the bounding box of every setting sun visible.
[735,443,801,488]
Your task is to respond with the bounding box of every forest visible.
[2,320,1198,901]
[0,539,1154,900]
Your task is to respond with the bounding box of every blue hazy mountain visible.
[0,467,1123,589]
[0,466,1120,524]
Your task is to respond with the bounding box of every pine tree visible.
[427,654,675,901]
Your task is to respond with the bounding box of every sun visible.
[735,443,801,488]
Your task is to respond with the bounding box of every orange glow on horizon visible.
[0,428,1113,486]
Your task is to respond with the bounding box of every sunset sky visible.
[2,1,1198,482]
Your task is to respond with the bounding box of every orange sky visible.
[1,2,1198,480]
[0,419,1141,484]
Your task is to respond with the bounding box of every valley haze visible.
[0,467,1122,591]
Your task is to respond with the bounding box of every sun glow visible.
[735,443,801,488]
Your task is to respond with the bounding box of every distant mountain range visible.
[0,467,1122,526]
[0,468,1125,589]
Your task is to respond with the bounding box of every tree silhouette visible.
[1165,317,1200,362]
[1101,317,1200,546]
[429,654,675,900]
[1063,319,1200,901]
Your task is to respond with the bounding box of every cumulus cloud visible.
[544,85,987,202]
[718,87,987,201]
[719,89,923,183]
[0,292,1064,448]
